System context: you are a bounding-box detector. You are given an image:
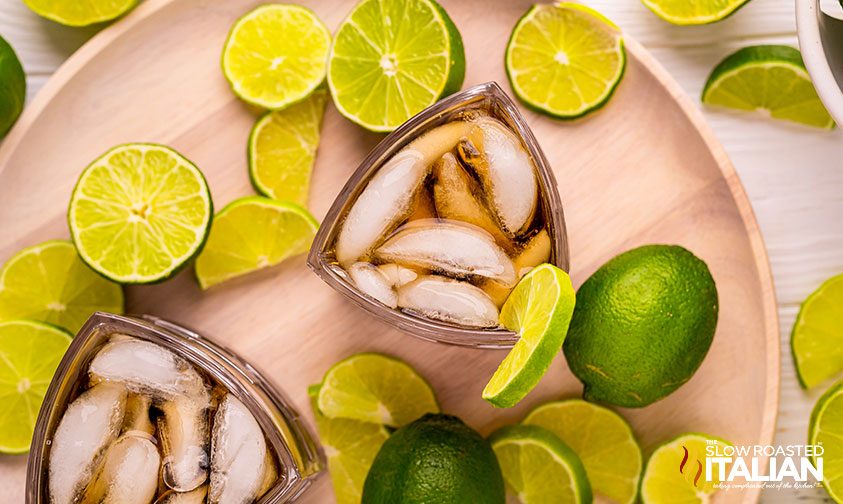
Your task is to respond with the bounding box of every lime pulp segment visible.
[791,274,843,389]
[809,380,843,502]
[23,0,137,26]
[505,3,626,119]
[640,433,731,503]
[641,0,750,25]
[68,143,213,284]
[0,241,124,334]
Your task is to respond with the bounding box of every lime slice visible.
[523,400,642,504]
[317,353,439,427]
[0,35,25,137]
[68,143,213,284]
[640,433,731,503]
[308,385,389,504]
[702,45,835,129]
[23,0,136,26]
[194,196,318,289]
[641,0,749,25]
[327,0,465,132]
[489,424,592,503]
[0,241,124,334]
[505,3,625,119]
[0,319,72,453]
[482,264,576,408]
[792,274,843,389]
[248,88,328,205]
[222,5,331,110]
[810,379,843,502]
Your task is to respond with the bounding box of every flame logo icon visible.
[679,445,704,487]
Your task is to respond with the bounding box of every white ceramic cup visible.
[796,0,843,124]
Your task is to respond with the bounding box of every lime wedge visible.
[640,433,731,503]
[0,241,124,334]
[641,0,750,25]
[194,196,317,289]
[308,385,389,504]
[222,5,331,110]
[0,35,25,137]
[317,353,439,427]
[23,0,136,26]
[482,264,576,408]
[523,400,642,504]
[791,274,843,389]
[249,88,328,205]
[327,0,465,132]
[810,379,843,502]
[505,3,625,119]
[702,45,835,129]
[68,143,213,284]
[0,319,72,453]
[489,424,592,503]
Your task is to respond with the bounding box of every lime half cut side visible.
[328,0,465,132]
[641,0,750,25]
[483,264,576,408]
[317,353,439,427]
[194,196,318,289]
[0,241,124,334]
[0,320,72,453]
[640,433,731,503]
[505,3,626,119]
[249,88,328,205]
[523,399,642,504]
[23,0,136,26]
[702,45,835,129]
[490,424,592,503]
[791,274,843,389]
[68,143,213,284]
[809,380,843,503]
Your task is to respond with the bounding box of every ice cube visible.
[397,275,500,328]
[154,486,208,504]
[49,383,127,504]
[209,394,268,504]
[375,219,517,287]
[348,262,398,308]
[157,395,211,492]
[459,117,538,237]
[121,393,155,438]
[80,434,161,504]
[377,263,419,287]
[514,229,551,277]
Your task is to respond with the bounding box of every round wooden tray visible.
[0,0,779,502]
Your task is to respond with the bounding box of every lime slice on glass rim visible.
[327,0,465,132]
[809,379,843,503]
[641,0,750,25]
[23,0,136,26]
[317,353,439,427]
[489,424,592,503]
[0,241,123,334]
[702,45,835,129]
[222,4,331,109]
[505,3,625,119]
[0,319,72,453]
[523,399,642,504]
[249,88,328,205]
[791,274,843,389]
[194,196,318,289]
[68,143,213,284]
[482,264,576,408]
[640,433,731,503]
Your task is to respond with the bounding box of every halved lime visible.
[0,319,72,453]
[523,399,642,504]
[809,379,843,502]
[490,424,592,503]
[0,35,25,137]
[68,143,213,284]
[327,0,465,132]
[791,274,843,389]
[641,0,750,25]
[482,264,576,408]
[222,4,331,110]
[249,88,328,205]
[0,241,123,334]
[194,196,317,289]
[640,433,731,503]
[505,3,625,119]
[317,353,439,427]
[24,0,136,26]
[702,45,834,129]
[308,385,389,504]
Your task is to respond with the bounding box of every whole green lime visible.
[563,244,718,408]
[0,35,25,137]
[362,413,505,504]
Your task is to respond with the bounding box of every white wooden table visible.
[0,0,840,502]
